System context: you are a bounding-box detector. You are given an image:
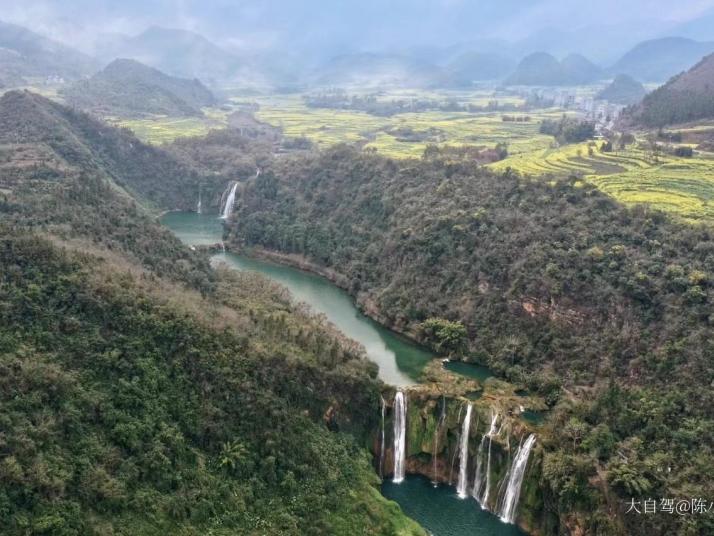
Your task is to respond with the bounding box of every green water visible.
[161,211,432,386]
[382,476,526,536]
[521,410,546,425]
[161,211,225,245]
[444,360,495,382]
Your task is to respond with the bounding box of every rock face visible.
[374,389,543,533]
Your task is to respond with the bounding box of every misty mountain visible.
[632,53,714,126]
[60,58,216,118]
[95,26,242,86]
[610,37,714,82]
[314,53,446,88]
[444,52,516,84]
[505,52,604,86]
[512,20,672,64]
[670,7,714,42]
[0,20,97,84]
[595,74,647,105]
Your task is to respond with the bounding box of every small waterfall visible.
[220,182,239,220]
[456,403,473,498]
[432,396,446,485]
[379,396,386,479]
[473,412,499,509]
[498,434,536,524]
[448,404,464,485]
[393,391,407,483]
[197,187,202,214]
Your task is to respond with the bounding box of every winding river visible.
[161,211,525,536]
[161,211,432,386]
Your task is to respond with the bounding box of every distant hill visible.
[610,37,714,82]
[505,52,603,86]
[97,26,240,85]
[61,59,216,118]
[0,20,97,83]
[444,52,515,85]
[560,54,605,84]
[632,53,714,127]
[596,74,647,105]
[315,53,446,88]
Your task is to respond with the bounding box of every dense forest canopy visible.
[0,91,423,535]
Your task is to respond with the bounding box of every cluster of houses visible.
[521,87,626,133]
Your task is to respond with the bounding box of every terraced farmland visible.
[491,142,714,223]
[110,87,714,224]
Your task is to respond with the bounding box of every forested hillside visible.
[227,145,714,535]
[0,90,201,210]
[61,59,216,118]
[632,53,714,126]
[0,93,422,535]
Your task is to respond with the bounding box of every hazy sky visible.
[2,0,713,55]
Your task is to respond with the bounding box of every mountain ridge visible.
[61,58,216,118]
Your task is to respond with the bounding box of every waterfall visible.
[498,434,536,524]
[197,187,202,214]
[448,404,464,485]
[379,396,386,479]
[220,182,239,220]
[456,403,473,498]
[471,435,486,501]
[432,396,446,485]
[473,412,499,509]
[393,391,407,483]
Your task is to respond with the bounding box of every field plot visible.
[251,92,559,159]
[111,107,231,144]
[491,142,714,223]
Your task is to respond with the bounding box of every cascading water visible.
[393,391,407,483]
[379,396,386,479]
[220,182,239,220]
[473,412,499,509]
[432,396,446,485]
[449,404,464,485]
[456,403,473,498]
[498,434,536,524]
[471,435,486,501]
[197,187,202,214]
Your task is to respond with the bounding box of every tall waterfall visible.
[432,396,446,485]
[456,403,473,498]
[498,434,536,524]
[220,182,239,220]
[449,404,464,485]
[473,412,499,509]
[379,396,386,479]
[393,391,407,483]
